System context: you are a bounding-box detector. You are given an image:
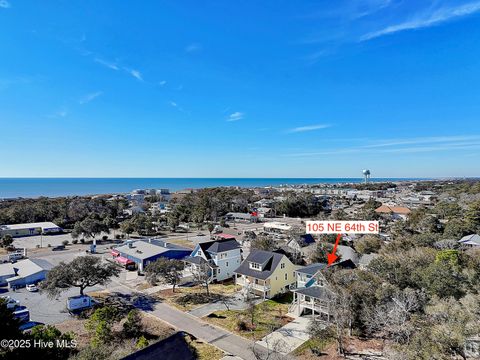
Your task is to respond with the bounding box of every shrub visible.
[80,239,85,244]
[102,235,108,241]
[72,239,78,244]
[123,309,142,338]
[236,319,248,331]
[115,234,122,240]
[62,240,69,246]
[136,336,149,349]
[47,244,51,247]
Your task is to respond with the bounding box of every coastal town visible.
[1,178,479,359]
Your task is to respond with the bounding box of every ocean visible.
[0,178,425,199]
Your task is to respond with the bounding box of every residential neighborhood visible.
[0,179,479,359]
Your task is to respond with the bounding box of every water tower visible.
[362,169,371,184]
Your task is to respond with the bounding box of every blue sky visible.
[0,0,479,178]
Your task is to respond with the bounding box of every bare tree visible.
[191,261,211,296]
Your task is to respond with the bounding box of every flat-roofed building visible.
[0,222,62,238]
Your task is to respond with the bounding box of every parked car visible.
[26,284,38,292]
[0,296,20,309]
[51,245,65,251]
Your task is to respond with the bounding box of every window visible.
[285,273,288,280]
[226,261,229,266]
[197,250,202,256]
[250,262,261,270]
[280,263,285,269]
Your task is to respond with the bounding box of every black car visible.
[51,245,65,251]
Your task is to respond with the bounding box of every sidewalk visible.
[255,316,312,355]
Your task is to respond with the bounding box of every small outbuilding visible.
[0,222,62,238]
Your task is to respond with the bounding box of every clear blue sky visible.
[0,0,479,178]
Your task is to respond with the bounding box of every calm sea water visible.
[0,178,425,199]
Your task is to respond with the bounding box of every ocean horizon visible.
[0,177,432,199]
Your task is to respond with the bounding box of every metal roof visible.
[0,222,60,230]
[296,263,326,275]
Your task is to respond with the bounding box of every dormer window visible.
[249,262,262,271]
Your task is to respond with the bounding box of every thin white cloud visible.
[361,135,480,148]
[94,58,119,71]
[185,43,202,53]
[159,80,167,86]
[227,112,244,122]
[128,69,143,81]
[47,108,68,119]
[360,1,480,41]
[169,101,178,108]
[79,91,103,104]
[285,134,480,157]
[288,124,330,133]
[0,0,10,9]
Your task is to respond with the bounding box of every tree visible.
[41,256,120,297]
[145,258,184,292]
[29,325,76,360]
[310,242,335,264]
[103,216,118,238]
[0,234,13,248]
[355,235,382,254]
[251,235,277,251]
[207,223,215,237]
[192,262,211,296]
[123,309,143,338]
[85,306,119,347]
[465,200,480,232]
[120,219,135,237]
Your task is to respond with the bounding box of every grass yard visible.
[203,293,294,340]
[184,333,225,360]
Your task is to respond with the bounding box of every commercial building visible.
[0,222,62,238]
[112,239,191,272]
[0,258,53,288]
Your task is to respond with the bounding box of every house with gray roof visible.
[458,234,480,247]
[184,238,242,282]
[289,263,335,322]
[234,249,298,299]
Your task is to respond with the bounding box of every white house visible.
[185,238,242,282]
[458,234,480,247]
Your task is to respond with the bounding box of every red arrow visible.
[327,234,341,266]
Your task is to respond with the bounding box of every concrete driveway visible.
[255,316,313,355]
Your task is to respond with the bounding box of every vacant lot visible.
[203,293,294,340]
[154,280,237,312]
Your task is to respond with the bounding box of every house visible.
[184,237,242,282]
[458,234,480,247]
[336,245,359,266]
[0,222,62,238]
[286,234,316,254]
[112,239,191,272]
[121,332,195,360]
[375,205,411,220]
[256,207,274,218]
[0,258,53,288]
[289,263,335,322]
[234,249,298,299]
[254,198,275,208]
[263,222,292,234]
[225,212,258,223]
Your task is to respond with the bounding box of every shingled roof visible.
[233,249,285,280]
[197,238,241,260]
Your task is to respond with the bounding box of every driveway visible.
[255,316,312,355]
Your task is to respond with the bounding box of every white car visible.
[26,284,38,292]
[1,296,20,309]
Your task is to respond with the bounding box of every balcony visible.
[235,276,271,292]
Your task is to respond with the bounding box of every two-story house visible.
[289,263,335,322]
[234,249,298,299]
[184,238,242,282]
